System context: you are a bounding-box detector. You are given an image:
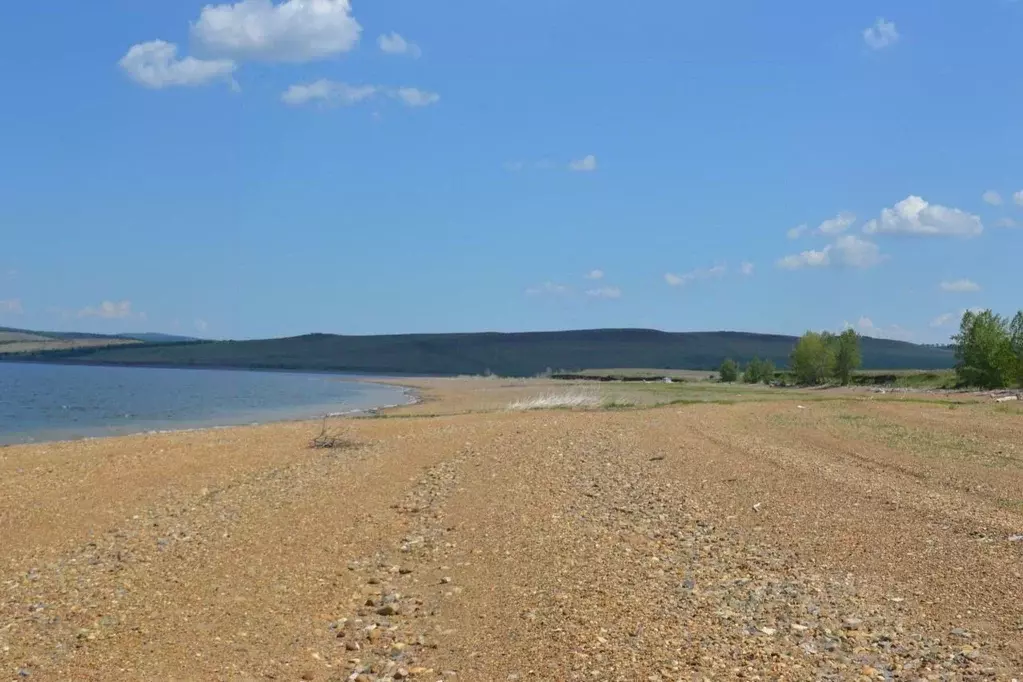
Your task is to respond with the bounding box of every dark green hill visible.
[3,328,955,376]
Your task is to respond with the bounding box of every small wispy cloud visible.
[378,32,421,58]
[664,265,726,287]
[119,40,237,90]
[852,316,913,341]
[939,278,981,293]
[1014,190,1023,206]
[777,235,884,270]
[78,300,138,320]
[787,224,808,240]
[863,18,899,50]
[982,190,1003,206]
[740,261,755,276]
[195,318,209,333]
[995,217,1018,228]
[282,80,439,107]
[929,312,955,328]
[584,269,604,280]
[585,286,622,299]
[568,155,598,172]
[0,299,23,314]
[525,282,570,296]
[817,211,856,235]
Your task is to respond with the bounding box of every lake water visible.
[0,363,411,445]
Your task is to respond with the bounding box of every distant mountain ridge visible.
[1,327,956,376]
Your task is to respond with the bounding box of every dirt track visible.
[2,380,1022,680]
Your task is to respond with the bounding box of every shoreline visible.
[0,378,421,449]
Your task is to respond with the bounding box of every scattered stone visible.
[842,618,863,630]
[377,604,400,616]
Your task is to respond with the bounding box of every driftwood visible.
[309,416,357,450]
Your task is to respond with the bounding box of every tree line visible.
[952,309,1023,389]
[717,309,1023,390]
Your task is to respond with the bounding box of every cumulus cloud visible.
[584,269,604,280]
[378,32,421,58]
[940,278,981,293]
[77,300,137,320]
[119,40,237,89]
[740,262,755,276]
[982,190,1003,206]
[863,18,899,50]
[585,286,622,299]
[568,155,598,172]
[786,224,808,240]
[281,80,439,107]
[862,196,982,237]
[391,87,440,107]
[0,299,23,314]
[192,0,361,62]
[664,265,726,287]
[817,212,856,235]
[777,235,884,270]
[526,282,570,296]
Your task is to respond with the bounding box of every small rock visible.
[790,624,809,633]
[842,618,863,630]
[440,577,452,584]
[399,567,413,575]
[950,628,971,638]
[377,604,400,616]
[759,627,777,636]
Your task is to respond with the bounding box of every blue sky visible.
[1,0,1021,342]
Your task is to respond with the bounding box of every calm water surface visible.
[0,363,411,445]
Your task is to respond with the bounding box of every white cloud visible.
[995,217,1018,228]
[776,248,831,270]
[585,286,622,299]
[526,282,570,296]
[776,235,884,270]
[786,224,808,240]
[982,190,1003,206]
[0,299,23,314]
[192,0,361,62]
[863,18,899,50]
[1015,190,1023,206]
[740,261,754,276]
[119,40,237,89]
[378,32,421,58]
[281,80,439,107]
[940,278,981,293]
[817,211,856,235]
[854,316,913,341]
[569,155,598,172]
[929,312,955,328]
[503,161,526,172]
[664,265,726,287]
[862,195,983,237]
[281,80,377,106]
[584,269,604,280]
[832,234,884,268]
[391,87,440,107]
[195,319,209,333]
[78,300,137,320]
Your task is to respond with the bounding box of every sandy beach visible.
[2,378,1022,680]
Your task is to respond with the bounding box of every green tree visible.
[789,331,834,385]
[831,328,862,385]
[743,357,764,384]
[1010,311,1023,387]
[718,358,739,382]
[760,358,776,385]
[953,310,1015,388]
